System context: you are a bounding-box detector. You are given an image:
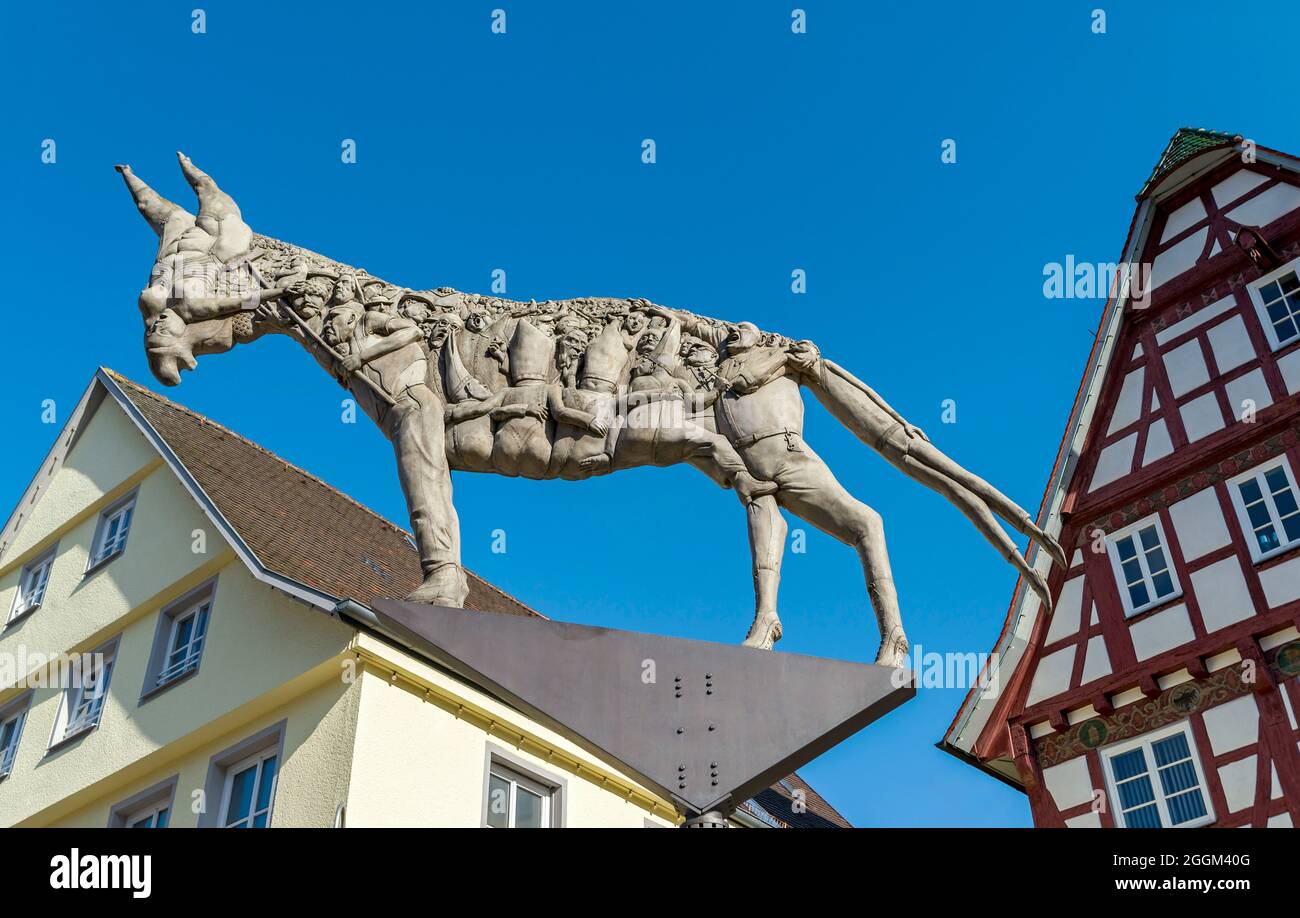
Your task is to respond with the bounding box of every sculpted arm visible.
[547,387,608,435]
[445,390,507,424]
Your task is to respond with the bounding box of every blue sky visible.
[3,1,1296,827]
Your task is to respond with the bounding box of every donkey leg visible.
[390,385,468,607]
[745,437,909,666]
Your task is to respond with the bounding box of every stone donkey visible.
[118,154,1065,666]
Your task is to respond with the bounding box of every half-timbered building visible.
[942,128,1300,828]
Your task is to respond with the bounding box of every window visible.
[108,776,178,828]
[220,749,278,828]
[8,546,55,623]
[1248,260,1300,350]
[482,750,564,828]
[142,584,215,699]
[1229,459,1300,562]
[54,641,117,745]
[1102,723,1213,828]
[199,722,285,829]
[0,694,32,779]
[125,802,170,829]
[87,494,135,571]
[1106,516,1181,616]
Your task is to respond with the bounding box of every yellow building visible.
[0,368,848,828]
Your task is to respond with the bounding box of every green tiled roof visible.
[1138,127,1241,199]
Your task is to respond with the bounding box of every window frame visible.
[1105,514,1183,618]
[219,748,279,829]
[199,721,286,829]
[7,544,57,625]
[481,745,565,828]
[85,491,137,574]
[140,579,217,702]
[1100,720,1215,829]
[108,775,178,828]
[0,692,34,780]
[49,638,119,750]
[1246,256,1300,352]
[1227,457,1300,563]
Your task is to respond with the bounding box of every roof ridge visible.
[100,368,546,618]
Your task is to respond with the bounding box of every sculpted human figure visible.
[488,320,559,479]
[120,154,1069,666]
[319,298,468,606]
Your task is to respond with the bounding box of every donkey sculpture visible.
[118,154,1064,666]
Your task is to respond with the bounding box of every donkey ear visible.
[116,164,194,238]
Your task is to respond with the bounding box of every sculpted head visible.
[465,308,491,333]
[323,303,365,351]
[685,340,717,367]
[622,311,648,336]
[428,312,463,349]
[727,322,761,352]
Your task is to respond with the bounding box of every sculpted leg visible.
[742,495,786,649]
[390,385,468,606]
[682,426,777,506]
[897,453,1053,613]
[745,437,908,666]
[905,439,1067,568]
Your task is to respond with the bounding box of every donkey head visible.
[117,154,266,386]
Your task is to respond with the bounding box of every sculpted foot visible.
[1040,532,1068,570]
[733,471,778,506]
[875,626,910,668]
[578,453,611,474]
[742,611,783,650]
[1026,567,1054,614]
[1019,513,1067,569]
[404,566,469,607]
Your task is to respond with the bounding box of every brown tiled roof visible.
[103,369,540,618]
[741,772,852,828]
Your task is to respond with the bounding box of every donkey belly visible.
[446,416,495,473]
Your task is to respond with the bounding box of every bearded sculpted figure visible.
[118,154,1065,666]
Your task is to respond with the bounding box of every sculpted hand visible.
[527,404,549,421]
[338,353,363,374]
[588,419,609,437]
[905,423,929,442]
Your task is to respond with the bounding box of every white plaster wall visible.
[1160,198,1207,242]
[1169,487,1232,560]
[1206,315,1256,373]
[346,669,674,828]
[1026,647,1075,706]
[43,675,360,828]
[1042,756,1093,810]
[1151,229,1208,288]
[1107,369,1145,434]
[1163,340,1210,397]
[1179,392,1226,442]
[1079,635,1112,684]
[1211,170,1268,207]
[1224,368,1273,418]
[1189,556,1256,632]
[1201,695,1259,755]
[1129,604,1195,661]
[1277,348,1300,394]
[1225,182,1300,228]
[1142,419,1173,465]
[1046,575,1085,644]
[1090,434,1137,491]
[1218,756,1256,813]
[1259,555,1300,607]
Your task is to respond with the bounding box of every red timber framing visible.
[943,132,1300,828]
